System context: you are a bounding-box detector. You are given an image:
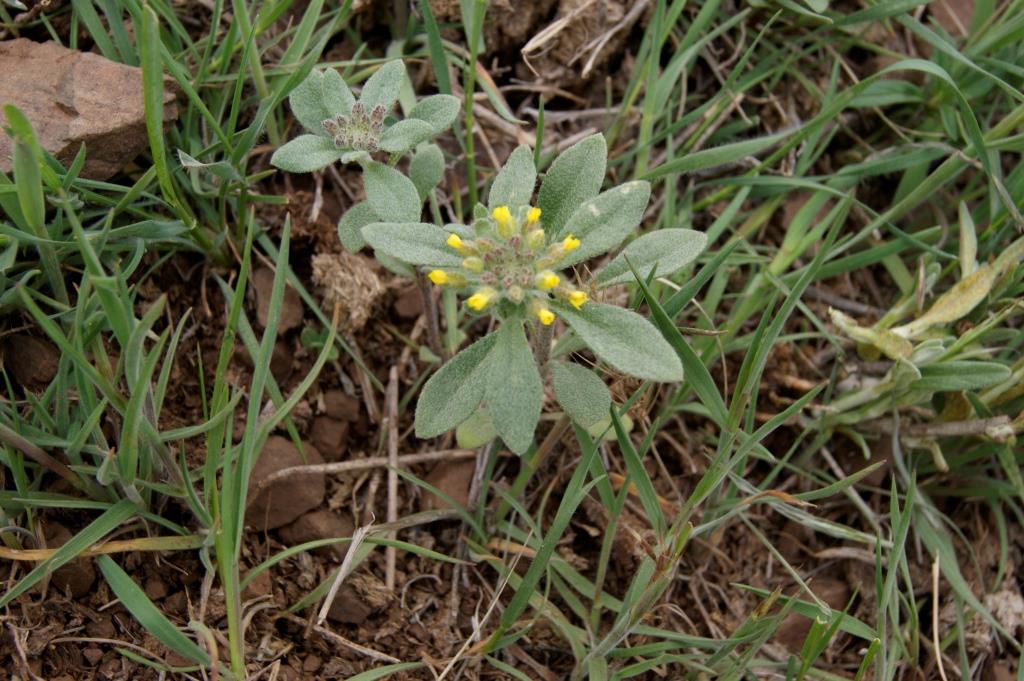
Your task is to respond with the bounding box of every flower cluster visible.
[321,102,387,153]
[427,204,589,325]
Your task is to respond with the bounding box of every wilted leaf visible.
[830,308,914,360]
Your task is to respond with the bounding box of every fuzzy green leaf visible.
[409,94,461,133]
[553,301,683,382]
[358,60,406,112]
[488,145,537,210]
[551,362,611,427]
[362,160,421,222]
[416,334,498,438]
[361,222,463,267]
[911,362,1011,392]
[337,201,378,252]
[596,228,707,287]
[485,321,542,455]
[289,68,355,134]
[270,135,340,172]
[409,143,445,200]
[379,119,436,154]
[557,181,651,266]
[456,408,497,449]
[538,133,607,234]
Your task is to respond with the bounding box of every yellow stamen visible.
[462,257,484,273]
[536,308,555,326]
[526,207,542,225]
[428,270,449,285]
[568,290,588,309]
[536,271,560,291]
[466,288,496,311]
[447,233,465,251]
[562,234,581,252]
[526,228,546,250]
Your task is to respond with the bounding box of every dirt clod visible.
[82,648,104,666]
[3,335,60,389]
[252,267,304,332]
[278,509,355,562]
[310,416,349,461]
[323,389,361,422]
[42,523,96,599]
[774,577,850,653]
[0,39,179,180]
[246,436,326,531]
[144,574,168,600]
[392,286,424,320]
[419,458,476,511]
[326,585,373,625]
[242,569,273,601]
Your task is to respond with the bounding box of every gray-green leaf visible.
[911,362,1011,392]
[456,408,497,449]
[557,181,651,266]
[361,222,462,267]
[379,119,436,154]
[485,321,542,455]
[409,94,461,134]
[289,68,355,135]
[337,201,378,252]
[362,160,422,222]
[358,60,406,112]
[415,334,498,438]
[538,134,607,234]
[596,228,707,287]
[270,135,340,172]
[488,145,536,210]
[410,143,445,200]
[551,362,611,427]
[553,301,683,382]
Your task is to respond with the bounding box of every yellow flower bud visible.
[562,234,581,252]
[447,233,465,251]
[466,288,496,311]
[492,205,514,237]
[536,307,555,326]
[536,271,560,291]
[526,207,542,225]
[568,290,588,309]
[526,228,546,250]
[428,269,449,285]
[462,256,484,273]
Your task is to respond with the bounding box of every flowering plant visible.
[272,61,707,454]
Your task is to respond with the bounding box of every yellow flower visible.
[462,257,484,273]
[492,205,514,236]
[568,290,588,309]
[466,288,496,311]
[536,307,555,326]
[562,234,581,252]
[428,269,449,285]
[526,228,546,250]
[447,233,465,251]
[526,207,542,225]
[536,271,560,291]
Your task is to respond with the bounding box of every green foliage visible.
[488,144,537,210]
[551,362,611,427]
[538,134,608,234]
[595,229,707,287]
[409,143,446,200]
[415,334,498,438]
[361,222,463,267]
[484,321,543,454]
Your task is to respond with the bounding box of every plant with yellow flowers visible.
[358,134,707,454]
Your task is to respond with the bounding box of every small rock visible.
[246,436,325,531]
[393,287,424,319]
[419,459,476,511]
[86,618,116,639]
[310,416,348,461]
[991,662,1015,681]
[0,39,178,180]
[323,389,361,421]
[774,578,850,654]
[326,585,373,625]
[144,575,168,600]
[278,509,355,563]
[3,335,59,388]
[242,569,273,601]
[83,647,104,666]
[252,267,304,333]
[43,523,96,599]
[164,591,188,615]
[270,339,293,383]
[303,655,323,674]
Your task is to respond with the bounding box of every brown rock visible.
[83,647,104,666]
[164,591,188,615]
[42,523,96,599]
[392,287,423,319]
[326,585,373,625]
[278,509,355,562]
[144,575,168,600]
[270,339,293,383]
[3,335,59,388]
[252,267,304,332]
[774,578,851,654]
[303,655,323,674]
[86,618,116,639]
[310,416,348,461]
[0,39,178,180]
[246,436,326,531]
[242,569,272,601]
[419,458,476,511]
[323,389,361,421]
